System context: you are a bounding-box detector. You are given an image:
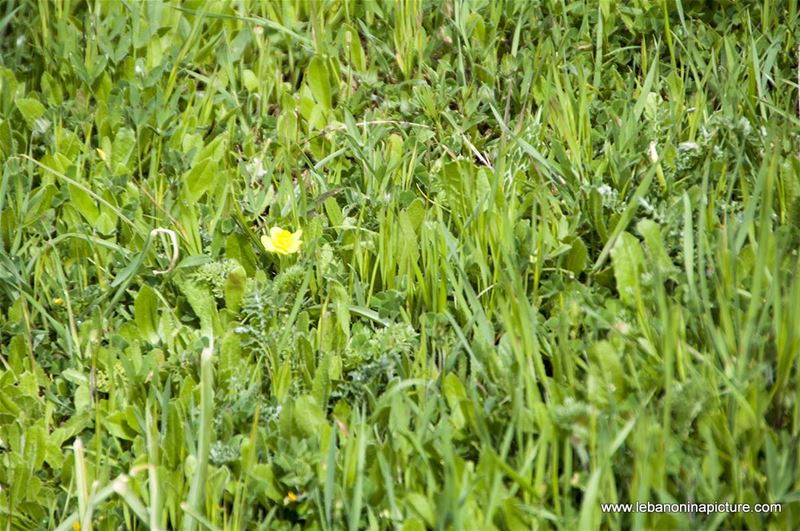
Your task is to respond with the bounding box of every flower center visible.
[274,231,292,248]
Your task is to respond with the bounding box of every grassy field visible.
[1,0,800,529]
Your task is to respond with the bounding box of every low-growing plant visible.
[1,0,799,529]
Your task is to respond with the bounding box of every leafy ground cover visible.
[1,0,800,529]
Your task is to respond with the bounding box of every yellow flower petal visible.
[260,234,277,253]
[261,227,302,255]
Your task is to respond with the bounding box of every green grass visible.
[1,0,800,529]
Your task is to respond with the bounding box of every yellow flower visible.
[261,227,302,255]
[72,522,81,531]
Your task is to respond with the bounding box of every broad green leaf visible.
[134,284,160,344]
[242,69,258,92]
[443,373,466,431]
[312,353,331,406]
[23,184,56,226]
[346,28,366,71]
[443,372,467,406]
[175,270,220,339]
[224,233,257,277]
[0,119,11,158]
[386,133,404,168]
[307,56,331,111]
[102,411,138,441]
[15,97,45,125]
[404,199,426,232]
[26,422,47,469]
[589,340,626,399]
[224,263,247,313]
[111,127,136,175]
[195,133,227,164]
[610,231,644,308]
[97,190,119,235]
[566,237,589,274]
[68,184,99,223]
[332,282,351,338]
[74,384,91,412]
[405,493,435,527]
[308,102,328,130]
[637,219,676,274]
[249,464,283,502]
[398,210,419,264]
[183,159,217,203]
[0,67,18,114]
[324,196,344,228]
[293,395,327,438]
[401,518,427,531]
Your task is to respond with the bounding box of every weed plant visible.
[0,1,799,529]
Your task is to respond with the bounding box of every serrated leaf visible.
[175,270,220,339]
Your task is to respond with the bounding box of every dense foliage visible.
[1,0,799,529]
